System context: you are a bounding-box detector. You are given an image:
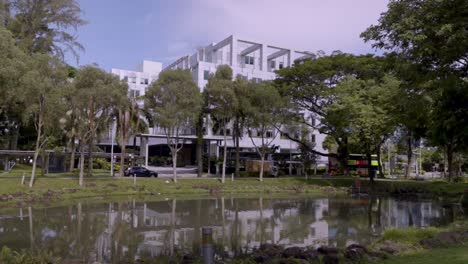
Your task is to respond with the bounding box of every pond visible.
[0,195,462,263]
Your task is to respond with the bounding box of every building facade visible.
[162,35,327,166]
[110,36,328,170]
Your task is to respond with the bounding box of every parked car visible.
[124,166,158,177]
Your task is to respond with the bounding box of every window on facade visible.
[244,56,254,65]
[270,60,276,69]
[204,70,210,80]
[311,117,316,127]
[311,134,316,143]
[129,77,136,83]
[266,131,273,138]
[252,78,262,83]
[141,78,149,85]
[123,76,128,82]
[279,62,284,69]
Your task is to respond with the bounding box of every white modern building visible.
[111,60,162,102]
[110,35,328,170]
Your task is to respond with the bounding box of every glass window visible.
[279,62,284,69]
[129,77,136,83]
[311,134,316,143]
[244,56,254,65]
[123,76,128,82]
[270,60,276,69]
[141,78,149,85]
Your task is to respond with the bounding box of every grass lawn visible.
[378,246,468,264]
[1,164,467,207]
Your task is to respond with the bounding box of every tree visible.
[70,65,126,186]
[232,76,251,178]
[245,82,284,182]
[20,54,67,187]
[361,0,468,178]
[205,65,237,183]
[0,26,27,152]
[5,0,86,60]
[328,75,399,182]
[115,96,148,177]
[361,0,468,78]
[383,55,431,178]
[428,76,468,181]
[145,69,202,183]
[275,52,386,172]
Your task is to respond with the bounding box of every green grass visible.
[378,227,440,246]
[377,246,468,264]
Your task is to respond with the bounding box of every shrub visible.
[380,227,439,246]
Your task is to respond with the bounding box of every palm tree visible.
[115,96,148,177]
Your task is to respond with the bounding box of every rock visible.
[180,253,195,264]
[251,244,283,262]
[278,258,309,264]
[420,238,443,249]
[378,241,403,255]
[259,243,283,257]
[317,246,338,256]
[344,244,368,260]
[323,255,339,264]
[436,231,461,245]
[282,246,304,258]
[300,248,319,261]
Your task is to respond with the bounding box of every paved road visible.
[146,166,199,178]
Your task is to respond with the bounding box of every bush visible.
[239,171,259,177]
[0,246,59,264]
[149,156,169,166]
[381,227,439,245]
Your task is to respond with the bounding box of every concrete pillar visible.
[288,50,294,67]
[202,227,214,264]
[145,142,149,167]
[140,137,148,166]
[261,44,268,71]
[230,35,238,67]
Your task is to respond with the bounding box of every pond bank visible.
[1,222,467,263]
[0,176,467,208]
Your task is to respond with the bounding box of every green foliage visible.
[361,0,468,77]
[0,246,59,264]
[380,227,439,246]
[5,0,87,60]
[145,69,201,131]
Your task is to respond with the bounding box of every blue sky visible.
[69,0,389,71]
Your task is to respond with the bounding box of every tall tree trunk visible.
[259,154,264,182]
[196,113,203,177]
[119,114,126,178]
[30,114,43,188]
[234,118,241,178]
[405,130,412,178]
[337,137,349,175]
[172,149,178,183]
[377,144,384,178]
[79,144,85,186]
[69,136,76,172]
[222,123,227,183]
[447,143,454,182]
[367,151,374,184]
[87,138,93,177]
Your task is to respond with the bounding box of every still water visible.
[0,196,460,263]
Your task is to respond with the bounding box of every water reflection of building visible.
[0,197,456,264]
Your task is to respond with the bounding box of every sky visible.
[68,0,389,71]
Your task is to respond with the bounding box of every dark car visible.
[124,166,158,177]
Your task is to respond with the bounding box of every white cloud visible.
[169,0,388,55]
